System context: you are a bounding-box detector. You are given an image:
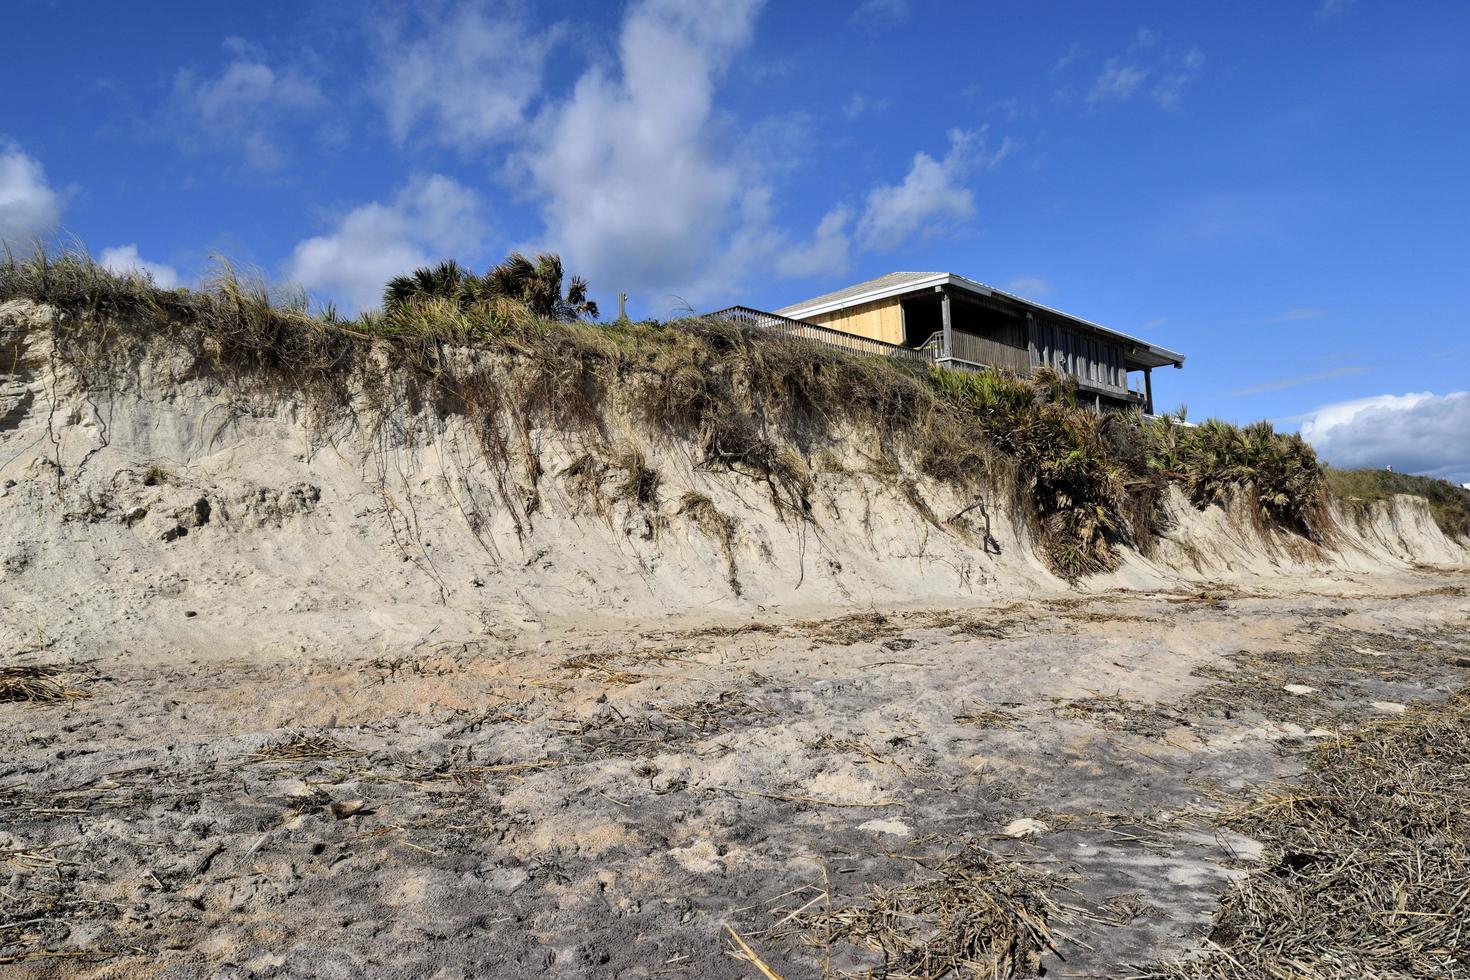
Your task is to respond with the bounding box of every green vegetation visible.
[921,367,1339,577]
[1327,466,1470,540]
[383,252,598,321]
[1145,416,1329,538]
[926,367,1161,578]
[6,245,1449,579]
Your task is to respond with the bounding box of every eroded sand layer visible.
[3,571,1466,977]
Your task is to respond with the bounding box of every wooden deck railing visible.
[949,330,1032,374]
[707,307,1147,406]
[706,307,933,366]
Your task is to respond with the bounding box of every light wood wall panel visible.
[805,298,905,345]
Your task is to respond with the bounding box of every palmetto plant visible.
[480,252,598,322]
[382,252,599,322]
[383,260,475,311]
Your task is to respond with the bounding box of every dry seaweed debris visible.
[247,732,358,762]
[0,665,86,703]
[955,704,1022,729]
[772,845,1062,979]
[1052,695,1190,737]
[563,691,765,759]
[1138,686,1470,979]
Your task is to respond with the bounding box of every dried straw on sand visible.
[1140,687,1470,979]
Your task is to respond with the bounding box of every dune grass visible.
[1326,466,1470,541]
[1,246,1355,579]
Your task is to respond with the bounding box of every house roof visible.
[775,271,1185,370]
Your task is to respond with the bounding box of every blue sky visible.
[3,0,1468,480]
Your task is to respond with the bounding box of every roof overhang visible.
[777,272,1185,370]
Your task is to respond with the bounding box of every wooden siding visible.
[805,297,905,345]
[1029,319,1127,392]
[949,329,1031,373]
[707,307,931,365]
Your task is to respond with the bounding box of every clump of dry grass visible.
[561,690,764,759]
[955,703,1022,729]
[248,732,357,762]
[1140,686,1470,979]
[794,610,895,646]
[0,666,85,703]
[772,844,1061,979]
[678,491,741,594]
[1052,694,1188,737]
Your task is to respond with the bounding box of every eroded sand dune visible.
[2,300,1468,977]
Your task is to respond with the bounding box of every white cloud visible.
[1153,49,1205,108]
[851,0,910,29]
[1318,0,1357,20]
[285,174,486,313]
[375,2,562,150]
[517,0,765,309]
[1051,42,1082,74]
[1300,391,1470,482]
[1228,365,1366,397]
[505,0,1001,305]
[1003,276,1051,298]
[842,92,891,121]
[1268,307,1327,323]
[777,206,853,279]
[0,144,62,245]
[173,38,325,171]
[854,129,1001,252]
[99,245,179,289]
[1085,33,1203,108]
[1088,59,1148,104]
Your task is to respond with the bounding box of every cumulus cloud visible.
[99,245,179,289]
[504,0,1003,305]
[173,38,325,170]
[375,2,562,150]
[516,0,765,308]
[855,129,1002,252]
[776,206,853,279]
[1299,391,1470,483]
[0,144,63,245]
[285,174,486,313]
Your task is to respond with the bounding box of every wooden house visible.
[763,271,1185,414]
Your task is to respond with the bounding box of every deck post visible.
[940,287,953,361]
[1143,366,1154,416]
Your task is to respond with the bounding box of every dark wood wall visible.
[1028,319,1127,393]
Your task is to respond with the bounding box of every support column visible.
[1143,367,1154,416]
[940,287,952,361]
